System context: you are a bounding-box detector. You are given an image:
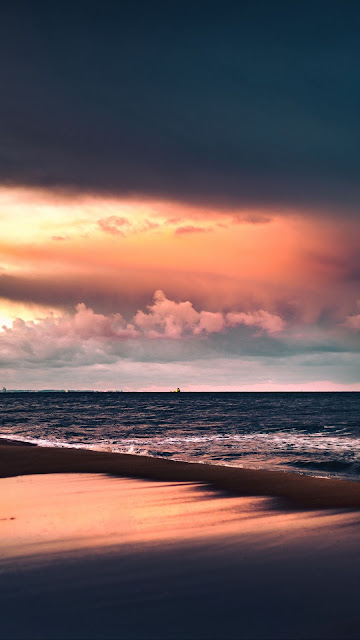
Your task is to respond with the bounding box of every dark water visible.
[0,392,359,480]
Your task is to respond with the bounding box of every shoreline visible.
[2,438,360,509]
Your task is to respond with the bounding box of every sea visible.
[0,392,359,481]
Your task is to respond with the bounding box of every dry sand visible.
[1,441,360,639]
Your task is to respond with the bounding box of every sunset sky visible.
[0,1,359,390]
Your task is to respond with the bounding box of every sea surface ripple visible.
[0,392,359,481]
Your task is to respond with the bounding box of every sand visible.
[2,439,360,509]
[1,441,360,639]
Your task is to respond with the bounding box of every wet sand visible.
[1,441,360,638]
[2,439,360,509]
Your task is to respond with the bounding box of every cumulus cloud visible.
[0,291,286,368]
[226,310,285,335]
[54,303,137,340]
[134,290,284,338]
[0,304,138,368]
[134,290,200,338]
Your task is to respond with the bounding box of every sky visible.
[0,0,359,390]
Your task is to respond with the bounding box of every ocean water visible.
[0,392,359,481]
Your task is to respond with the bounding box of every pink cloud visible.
[226,310,285,335]
[175,225,213,235]
[51,235,69,242]
[194,311,224,334]
[345,314,360,330]
[0,291,287,368]
[56,303,136,340]
[134,291,284,338]
[0,306,138,368]
[138,219,159,232]
[166,216,183,225]
[2,304,137,342]
[134,290,199,338]
[97,216,130,235]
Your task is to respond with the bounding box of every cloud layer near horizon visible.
[0,290,286,367]
[0,289,359,390]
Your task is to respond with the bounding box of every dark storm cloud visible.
[1,0,360,213]
[0,272,148,316]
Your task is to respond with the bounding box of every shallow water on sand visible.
[1,473,360,639]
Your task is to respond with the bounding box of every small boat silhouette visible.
[171,387,181,392]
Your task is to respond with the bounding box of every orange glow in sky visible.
[0,186,359,390]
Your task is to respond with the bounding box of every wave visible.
[288,459,360,475]
[2,431,360,482]
[2,430,360,452]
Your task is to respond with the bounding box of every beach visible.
[1,440,360,639]
[1,0,360,636]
